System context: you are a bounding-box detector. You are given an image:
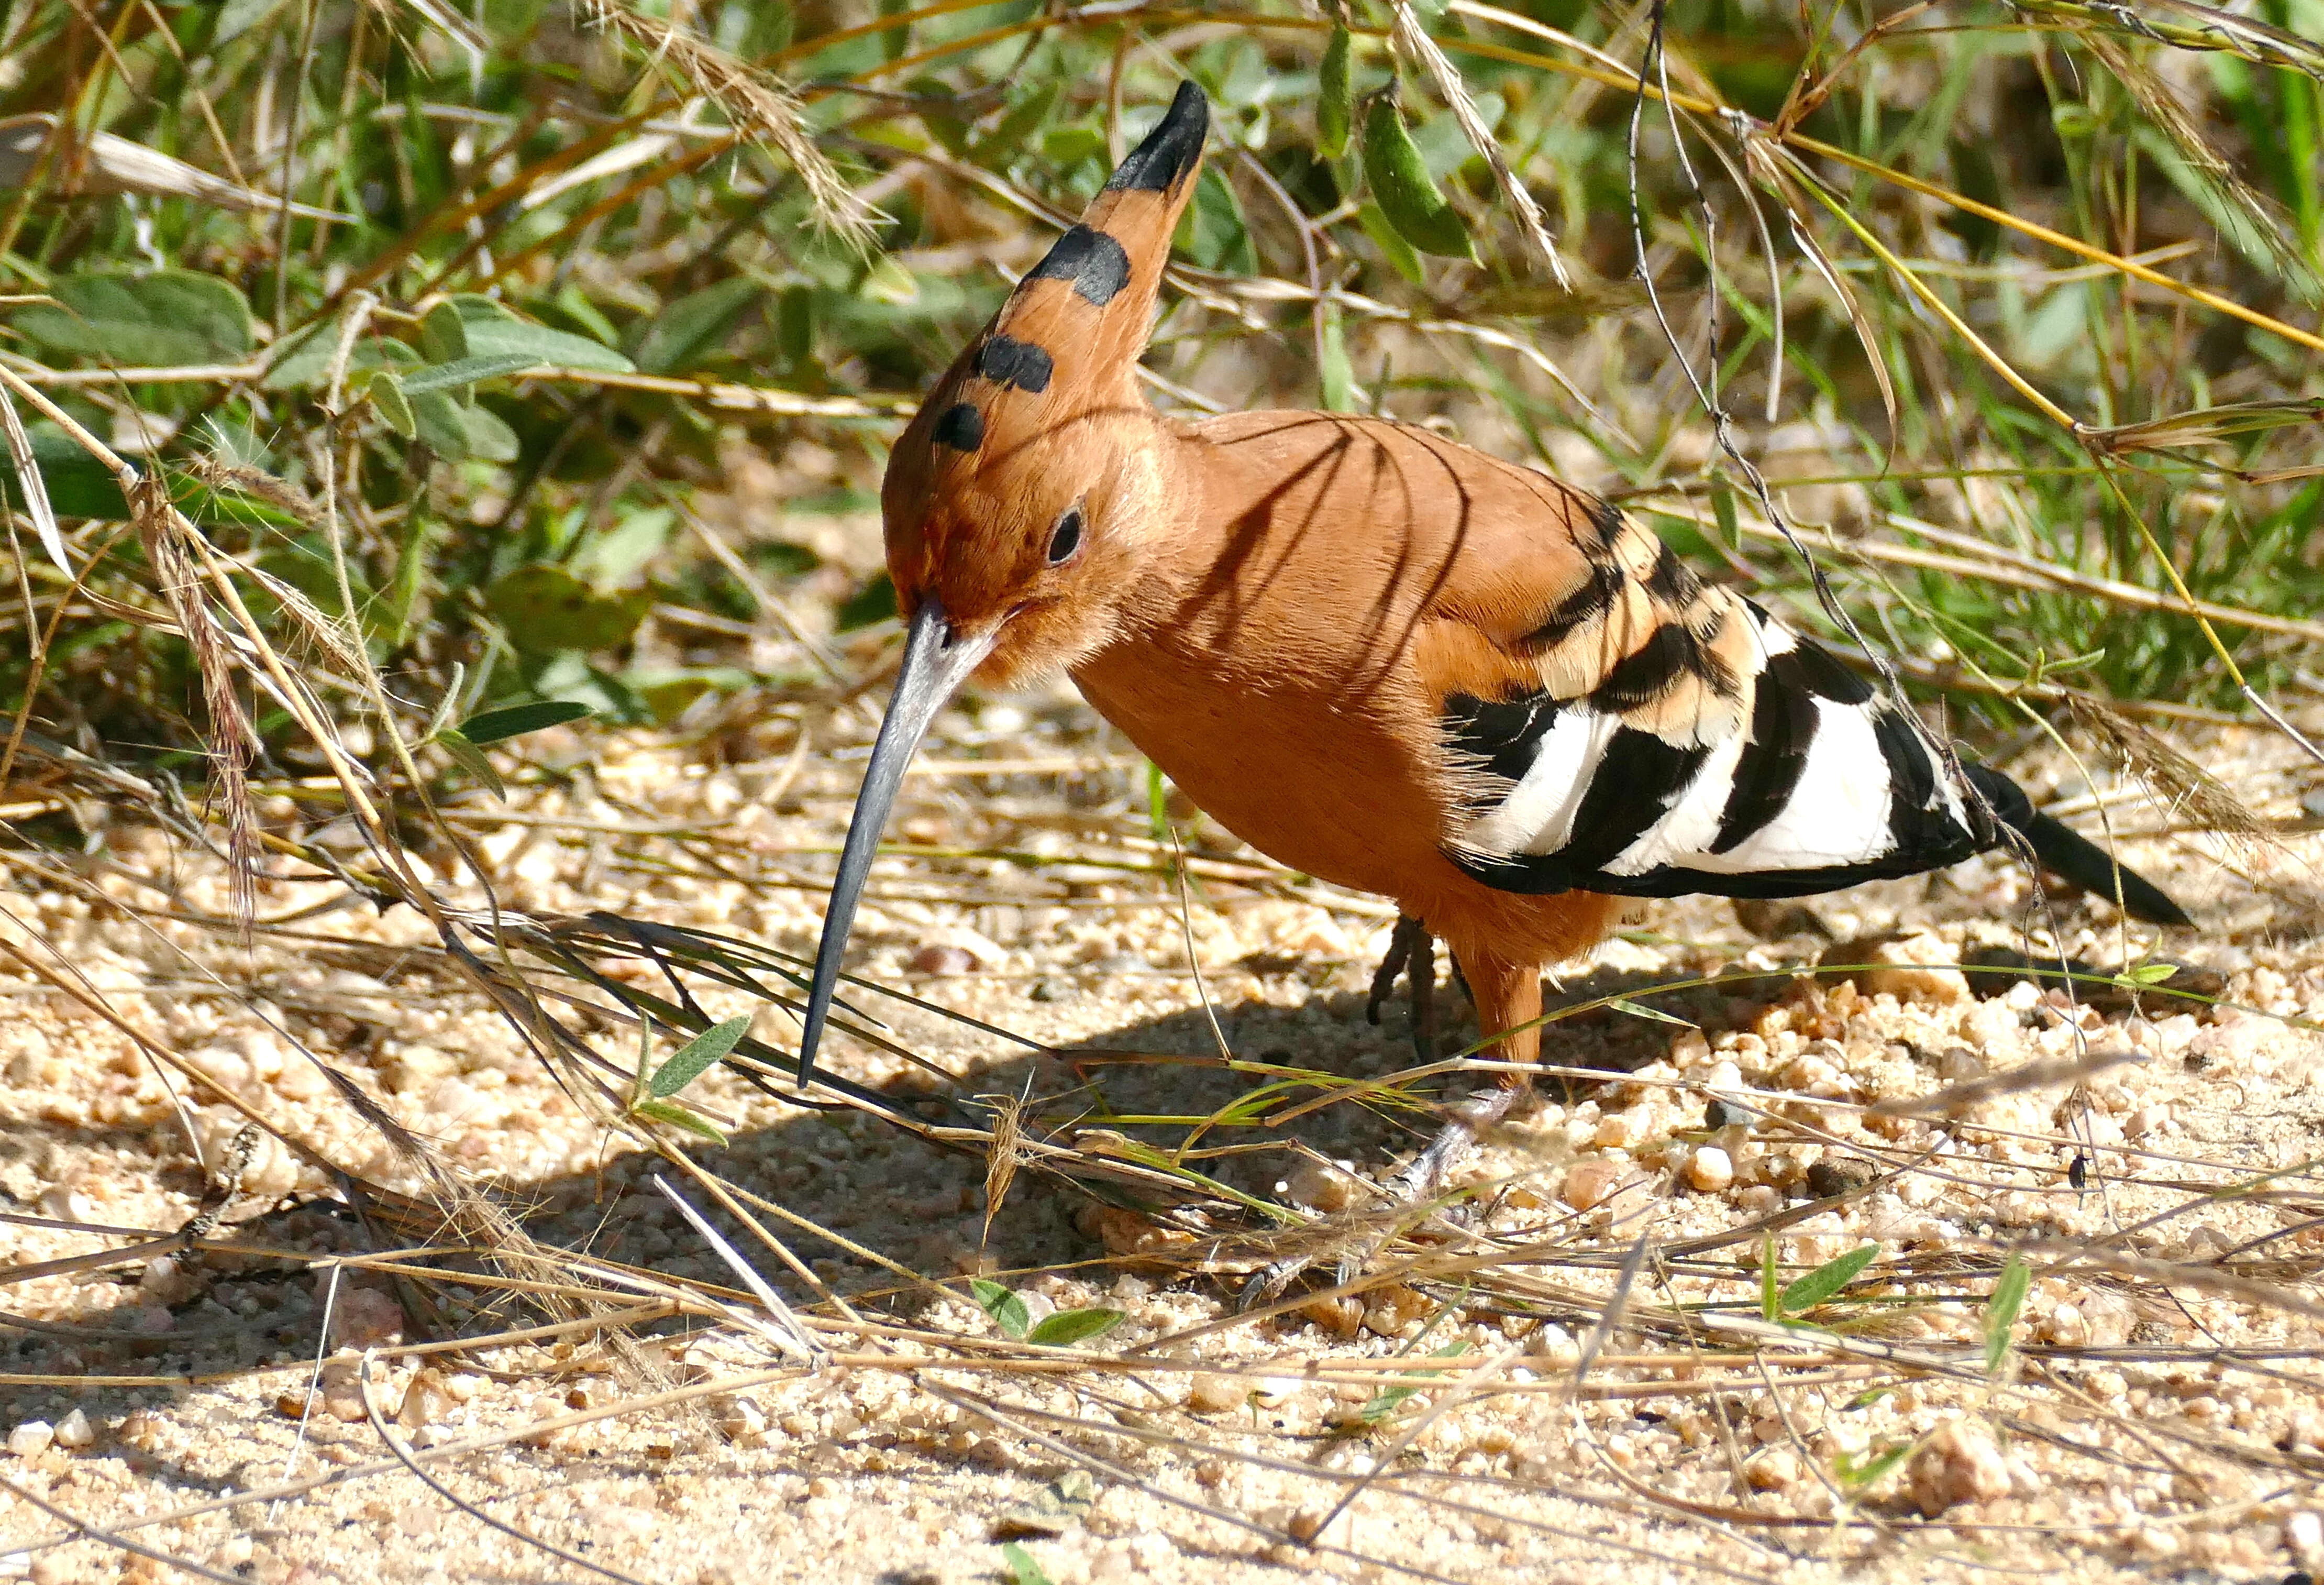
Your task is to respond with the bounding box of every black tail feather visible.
[1967,766,2192,928]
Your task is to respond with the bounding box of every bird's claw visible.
[1241,1088,1524,1310]
[1365,913,1438,1061]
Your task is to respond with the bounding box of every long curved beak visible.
[796,595,998,1088]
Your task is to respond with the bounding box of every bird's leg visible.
[1242,945,1541,1308]
[1364,913,1438,1060]
[1379,948,1542,1205]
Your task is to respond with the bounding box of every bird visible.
[794,82,2189,1227]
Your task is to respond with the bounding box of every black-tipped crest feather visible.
[1104,81,1209,193]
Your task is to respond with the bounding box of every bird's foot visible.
[1365,913,1438,1061]
[1238,1085,1525,1310]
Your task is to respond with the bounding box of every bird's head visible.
[795,82,1210,1085]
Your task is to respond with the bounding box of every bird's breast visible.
[1071,630,1452,900]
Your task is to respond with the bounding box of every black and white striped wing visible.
[1444,597,1996,902]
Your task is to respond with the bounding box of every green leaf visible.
[1984,1254,2030,1372]
[1605,996,1698,1028]
[484,566,652,654]
[400,354,545,394]
[434,729,507,799]
[629,1096,729,1145]
[1318,26,1354,159]
[419,300,470,364]
[384,515,441,647]
[438,294,634,373]
[629,278,762,376]
[1354,1340,1469,1425]
[970,1279,1031,1340]
[977,83,1060,168]
[366,370,416,438]
[1835,1440,1912,1493]
[835,569,898,632]
[1000,1542,1054,1585]
[1145,761,1171,845]
[1760,1237,1780,1323]
[1780,1244,1879,1315]
[1355,202,1426,285]
[14,270,254,366]
[571,506,675,589]
[411,389,474,459]
[649,1015,753,1097]
[2122,962,2181,987]
[1319,298,1353,411]
[262,326,418,392]
[1,427,297,527]
[461,402,521,463]
[456,699,592,744]
[1360,98,1475,260]
[1024,1307,1125,1349]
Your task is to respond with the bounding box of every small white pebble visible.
[584,1504,656,1544]
[1592,1110,1646,1150]
[1686,1146,1734,1193]
[7,1422,53,1458]
[1910,1418,2011,1515]
[2285,1509,2323,1563]
[1186,1373,1245,1414]
[50,1410,92,1450]
[1561,1159,1622,1210]
[1249,1377,1300,1408]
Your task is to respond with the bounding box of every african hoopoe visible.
[796,83,2187,1174]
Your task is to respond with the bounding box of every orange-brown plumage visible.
[796,82,2188,1144]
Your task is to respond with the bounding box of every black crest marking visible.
[931,401,985,450]
[1445,691,1563,785]
[1028,225,1132,306]
[1104,81,1209,194]
[1520,560,1622,652]
[977,335,1054,393]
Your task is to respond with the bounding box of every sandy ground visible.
[5,648,2324,1583]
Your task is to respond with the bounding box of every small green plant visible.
[1765,1242,1882,1322]
[1834,1440,1913,1495]
[999,1543,1055,1585]
[1346,1339,1471,1428]
[427,698,593,800]
[970,1280,1125,1349]
[1984,1254,2032,1373]
[623,1015,752,1146]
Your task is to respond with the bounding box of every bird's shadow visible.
[0,952,1790,1549]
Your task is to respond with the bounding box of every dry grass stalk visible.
[2062,691,2272,858]
[1389,0,1571,290]
[577,0,882,250]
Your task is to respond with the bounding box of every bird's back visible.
[1081,409,2015,915]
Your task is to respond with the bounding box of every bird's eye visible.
[1046,505,1085,565]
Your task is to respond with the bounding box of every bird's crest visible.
[899,82,1208,481]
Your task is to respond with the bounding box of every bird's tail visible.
[1966,767,2192,927]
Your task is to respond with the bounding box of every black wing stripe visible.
[1445,692,1564,784]
[1555,728,1709,875]
[1589,624,1697,713]
[1768,642,1874,706]
[1520,560,1622,652]
[1710,672,1818,854]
